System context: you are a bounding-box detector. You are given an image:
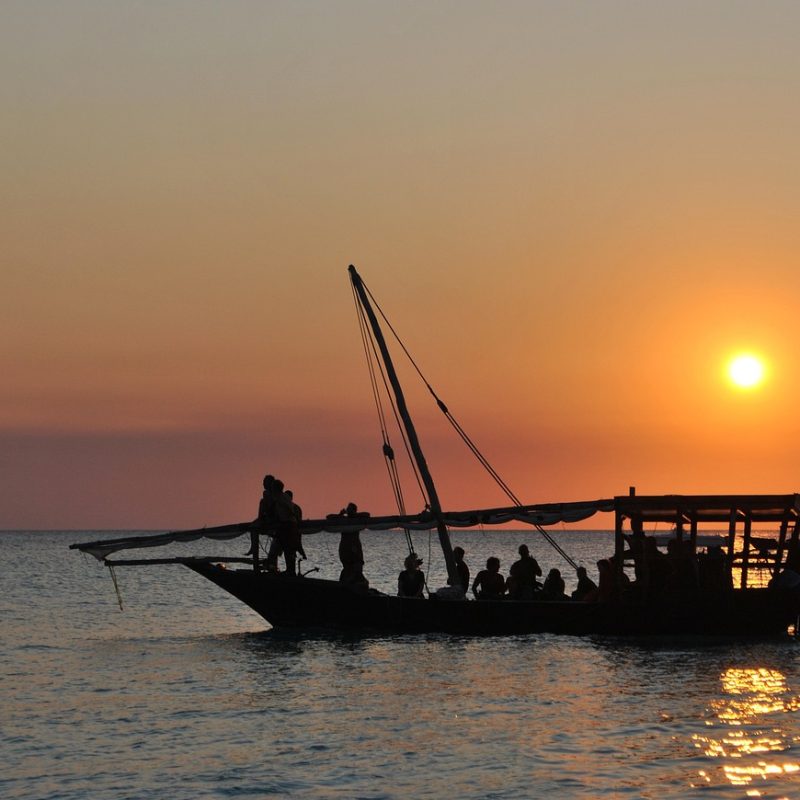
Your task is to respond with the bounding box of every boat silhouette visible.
[72,267,800,637]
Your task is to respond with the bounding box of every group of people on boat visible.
[395,542,603,602]
[251,474,304,575]
[251,477,607,599]
[250,478,731,604]
[622,520,730,601]
[466,545,601,602]
[254,485,373,584]
[391,534,735,603]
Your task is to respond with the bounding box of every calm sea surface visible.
[3,529,800,799]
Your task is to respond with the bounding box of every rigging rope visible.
[108,564,124,611]
[351,283,422,556]
[359,299,427,509]
[361,279,578,571]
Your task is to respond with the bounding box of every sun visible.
[727,353,765,389]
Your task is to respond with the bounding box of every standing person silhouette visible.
[285,489,306,562]
[273,480,300,575]
[248,474,276,570]
[338,502,368,588]
[472,557,506,599]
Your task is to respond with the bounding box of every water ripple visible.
[4,531,800,798]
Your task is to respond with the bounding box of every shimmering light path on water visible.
[3,531,800,798]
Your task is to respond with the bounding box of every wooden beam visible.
[105,557,253,567]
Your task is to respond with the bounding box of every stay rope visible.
[361,280,578,572]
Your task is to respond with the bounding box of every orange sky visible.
[3,2,799,528]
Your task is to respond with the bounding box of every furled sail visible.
[71,499,614,562]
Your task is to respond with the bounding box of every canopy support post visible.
[614,508,624,584]
[726,508,738,585]
[776,514,791,576]
[742,514,753,589]
[789,517,800,565]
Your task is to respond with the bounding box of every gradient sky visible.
[3,1,799,528]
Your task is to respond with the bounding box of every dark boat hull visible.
[188,564,797,637]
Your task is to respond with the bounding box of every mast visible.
[349,265,461,588]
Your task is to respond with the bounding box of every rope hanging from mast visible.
[360,279,579,572]
[351,282,423,556]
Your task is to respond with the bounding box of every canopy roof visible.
[71,494,800,563]
[615,494,800,525]
[71,498,614,561]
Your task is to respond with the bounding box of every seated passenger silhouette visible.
[665,538,698,597]
[698,544,728,594]
[623,516,646,583]
[542,568,568,600]
[448,546,470,593]
[643,537,668,594]
[571,566,597,601]
[398,553,425,598]
[472,557,506,599]
[589,558,617,603]
[507,544,542,599]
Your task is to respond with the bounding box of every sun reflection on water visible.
[691,667,800,793]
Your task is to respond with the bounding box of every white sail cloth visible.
[72,499,614,562]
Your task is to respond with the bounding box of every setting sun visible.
[728,354,766,389]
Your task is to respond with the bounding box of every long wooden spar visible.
[349,265,461,588]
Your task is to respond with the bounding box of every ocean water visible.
[3,529,800,799]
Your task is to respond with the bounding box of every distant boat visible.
[72,267,800,637]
